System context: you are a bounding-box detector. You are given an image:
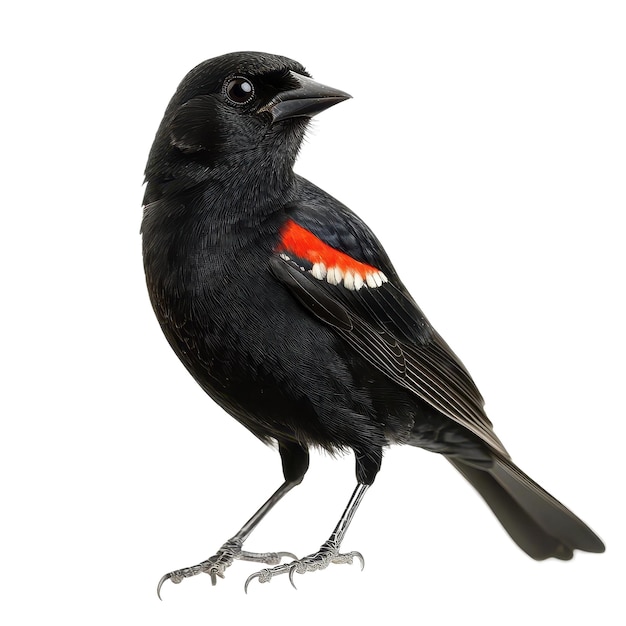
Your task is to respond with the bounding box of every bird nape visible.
[141,51,604,597]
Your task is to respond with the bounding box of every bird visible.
[141,51,604,597]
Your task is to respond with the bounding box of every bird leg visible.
[157,479,299,599]
[245,482,370,591]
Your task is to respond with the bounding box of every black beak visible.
[264,71,351,123]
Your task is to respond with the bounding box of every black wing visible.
[274,180,509,457]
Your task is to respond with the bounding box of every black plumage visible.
[141,51,604,596]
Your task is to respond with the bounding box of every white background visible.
[2,1,624,624]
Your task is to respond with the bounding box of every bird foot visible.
[157,537,296,599]
[244,539,364,591]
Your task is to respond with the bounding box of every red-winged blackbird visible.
[142,51,604,597]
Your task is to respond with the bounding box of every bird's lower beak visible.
[265,71,351,123]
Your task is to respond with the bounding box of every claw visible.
[288,564,298,590]
[351,551,365,570]
[209,567,226,586]
[277,551,298,561]
[244,571,261,594]
[245,566,278,592]
[157,573,171,601]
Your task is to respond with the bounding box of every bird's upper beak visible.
[264,71,351,124]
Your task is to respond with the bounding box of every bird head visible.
[144,52,350,201]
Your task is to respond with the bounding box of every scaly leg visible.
[157,479,299,599]
[157,442,309,598]
[245,483,370,591]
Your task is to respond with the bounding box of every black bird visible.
[142,51,604,596]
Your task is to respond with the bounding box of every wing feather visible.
[270,254,508,457]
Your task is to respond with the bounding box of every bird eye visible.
[224,77,255,105]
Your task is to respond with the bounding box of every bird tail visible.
[447,455,605,559]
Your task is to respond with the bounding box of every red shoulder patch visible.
[277,220,388,291]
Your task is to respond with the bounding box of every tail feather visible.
[448,456,605,560]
